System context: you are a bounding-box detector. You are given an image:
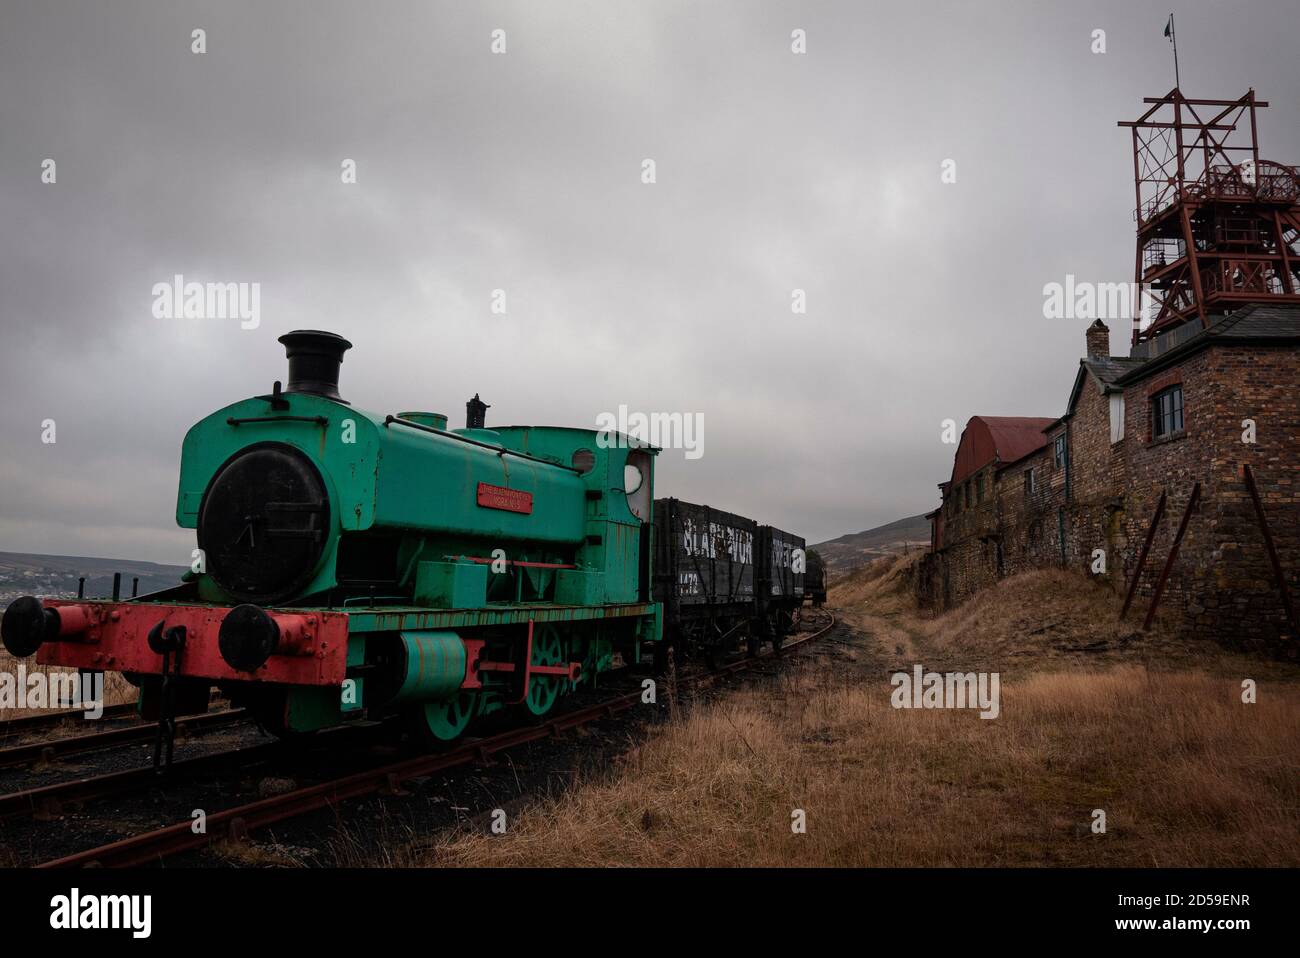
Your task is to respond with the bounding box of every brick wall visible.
[929,463,1002,606]
[920,339,1299,655]
[1119,346,1299,651]
[1062,378,1128,586]
[995,448,1055,576]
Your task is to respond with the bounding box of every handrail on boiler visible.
[383,415,582,473]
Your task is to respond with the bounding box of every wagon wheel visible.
[703,620,725,671]
[652,638,671,675]
[704,639,723,672]
[523,625,564,717]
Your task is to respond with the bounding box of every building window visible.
[1152,385,1184,438]
[1108,393,1125,443]
[1053,434,1067,468]
[1024,469,1035,497]
[964,483,971,509]
[976,474,984,503]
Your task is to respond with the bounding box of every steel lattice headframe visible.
[1118,88,1300,345]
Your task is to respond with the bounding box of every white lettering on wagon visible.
[680,518,752,563]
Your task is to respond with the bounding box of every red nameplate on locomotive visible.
[476,482,533,514]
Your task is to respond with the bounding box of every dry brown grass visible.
[827,553,919,612]
[408,560,1299,868]
[0,650,136,720]
[422,665,1300,867]
[828,554,1273,673]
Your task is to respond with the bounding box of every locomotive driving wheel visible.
[523,625,564,717]
[409,691,477,744]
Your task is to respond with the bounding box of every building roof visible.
[1209,303,1300,339]
[1063,355,1147,416]
[1082,355,1146,386]
[1118,303,1300,384]
[950,416,1057,486]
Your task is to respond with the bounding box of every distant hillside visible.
[810,514,930,573]
[0,552,187,602]
[0,522,930,602]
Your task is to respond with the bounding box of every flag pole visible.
[1169,14,1181,90]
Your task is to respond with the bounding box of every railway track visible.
[0,702,139,737]
[0,742,281,821]
[31,612,835,868]
[0,716,387,823]
[0,708,247,769]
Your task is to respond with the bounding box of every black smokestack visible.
[466,393,489,429]
[278,330,352,402]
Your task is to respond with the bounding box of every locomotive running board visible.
[343,602,658,634]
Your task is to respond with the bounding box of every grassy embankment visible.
[408,556,1300,867]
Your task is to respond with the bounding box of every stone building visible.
[919,305,1300,654]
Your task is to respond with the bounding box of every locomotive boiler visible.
[2,331,660,743]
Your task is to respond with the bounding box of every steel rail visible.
[0,742,281,820]
[0,709,247,769]
[0,720,382,822]
[38,614,836,869]
[0,702,138,736]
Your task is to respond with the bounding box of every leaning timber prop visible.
[1242,464,1298,639]
[1119,490,1166,621]
[1142,483,1201,632]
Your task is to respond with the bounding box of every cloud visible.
[1,0,1298,560]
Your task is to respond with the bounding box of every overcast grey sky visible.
[1,0,1297,564]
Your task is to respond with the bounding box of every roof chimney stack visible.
[1086,319,1110,359]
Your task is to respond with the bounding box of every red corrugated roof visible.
[950,416,1056,486]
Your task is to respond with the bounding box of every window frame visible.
[623,450,653,520]
[1151,384,1184,439]
[1052,434,1067,469]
